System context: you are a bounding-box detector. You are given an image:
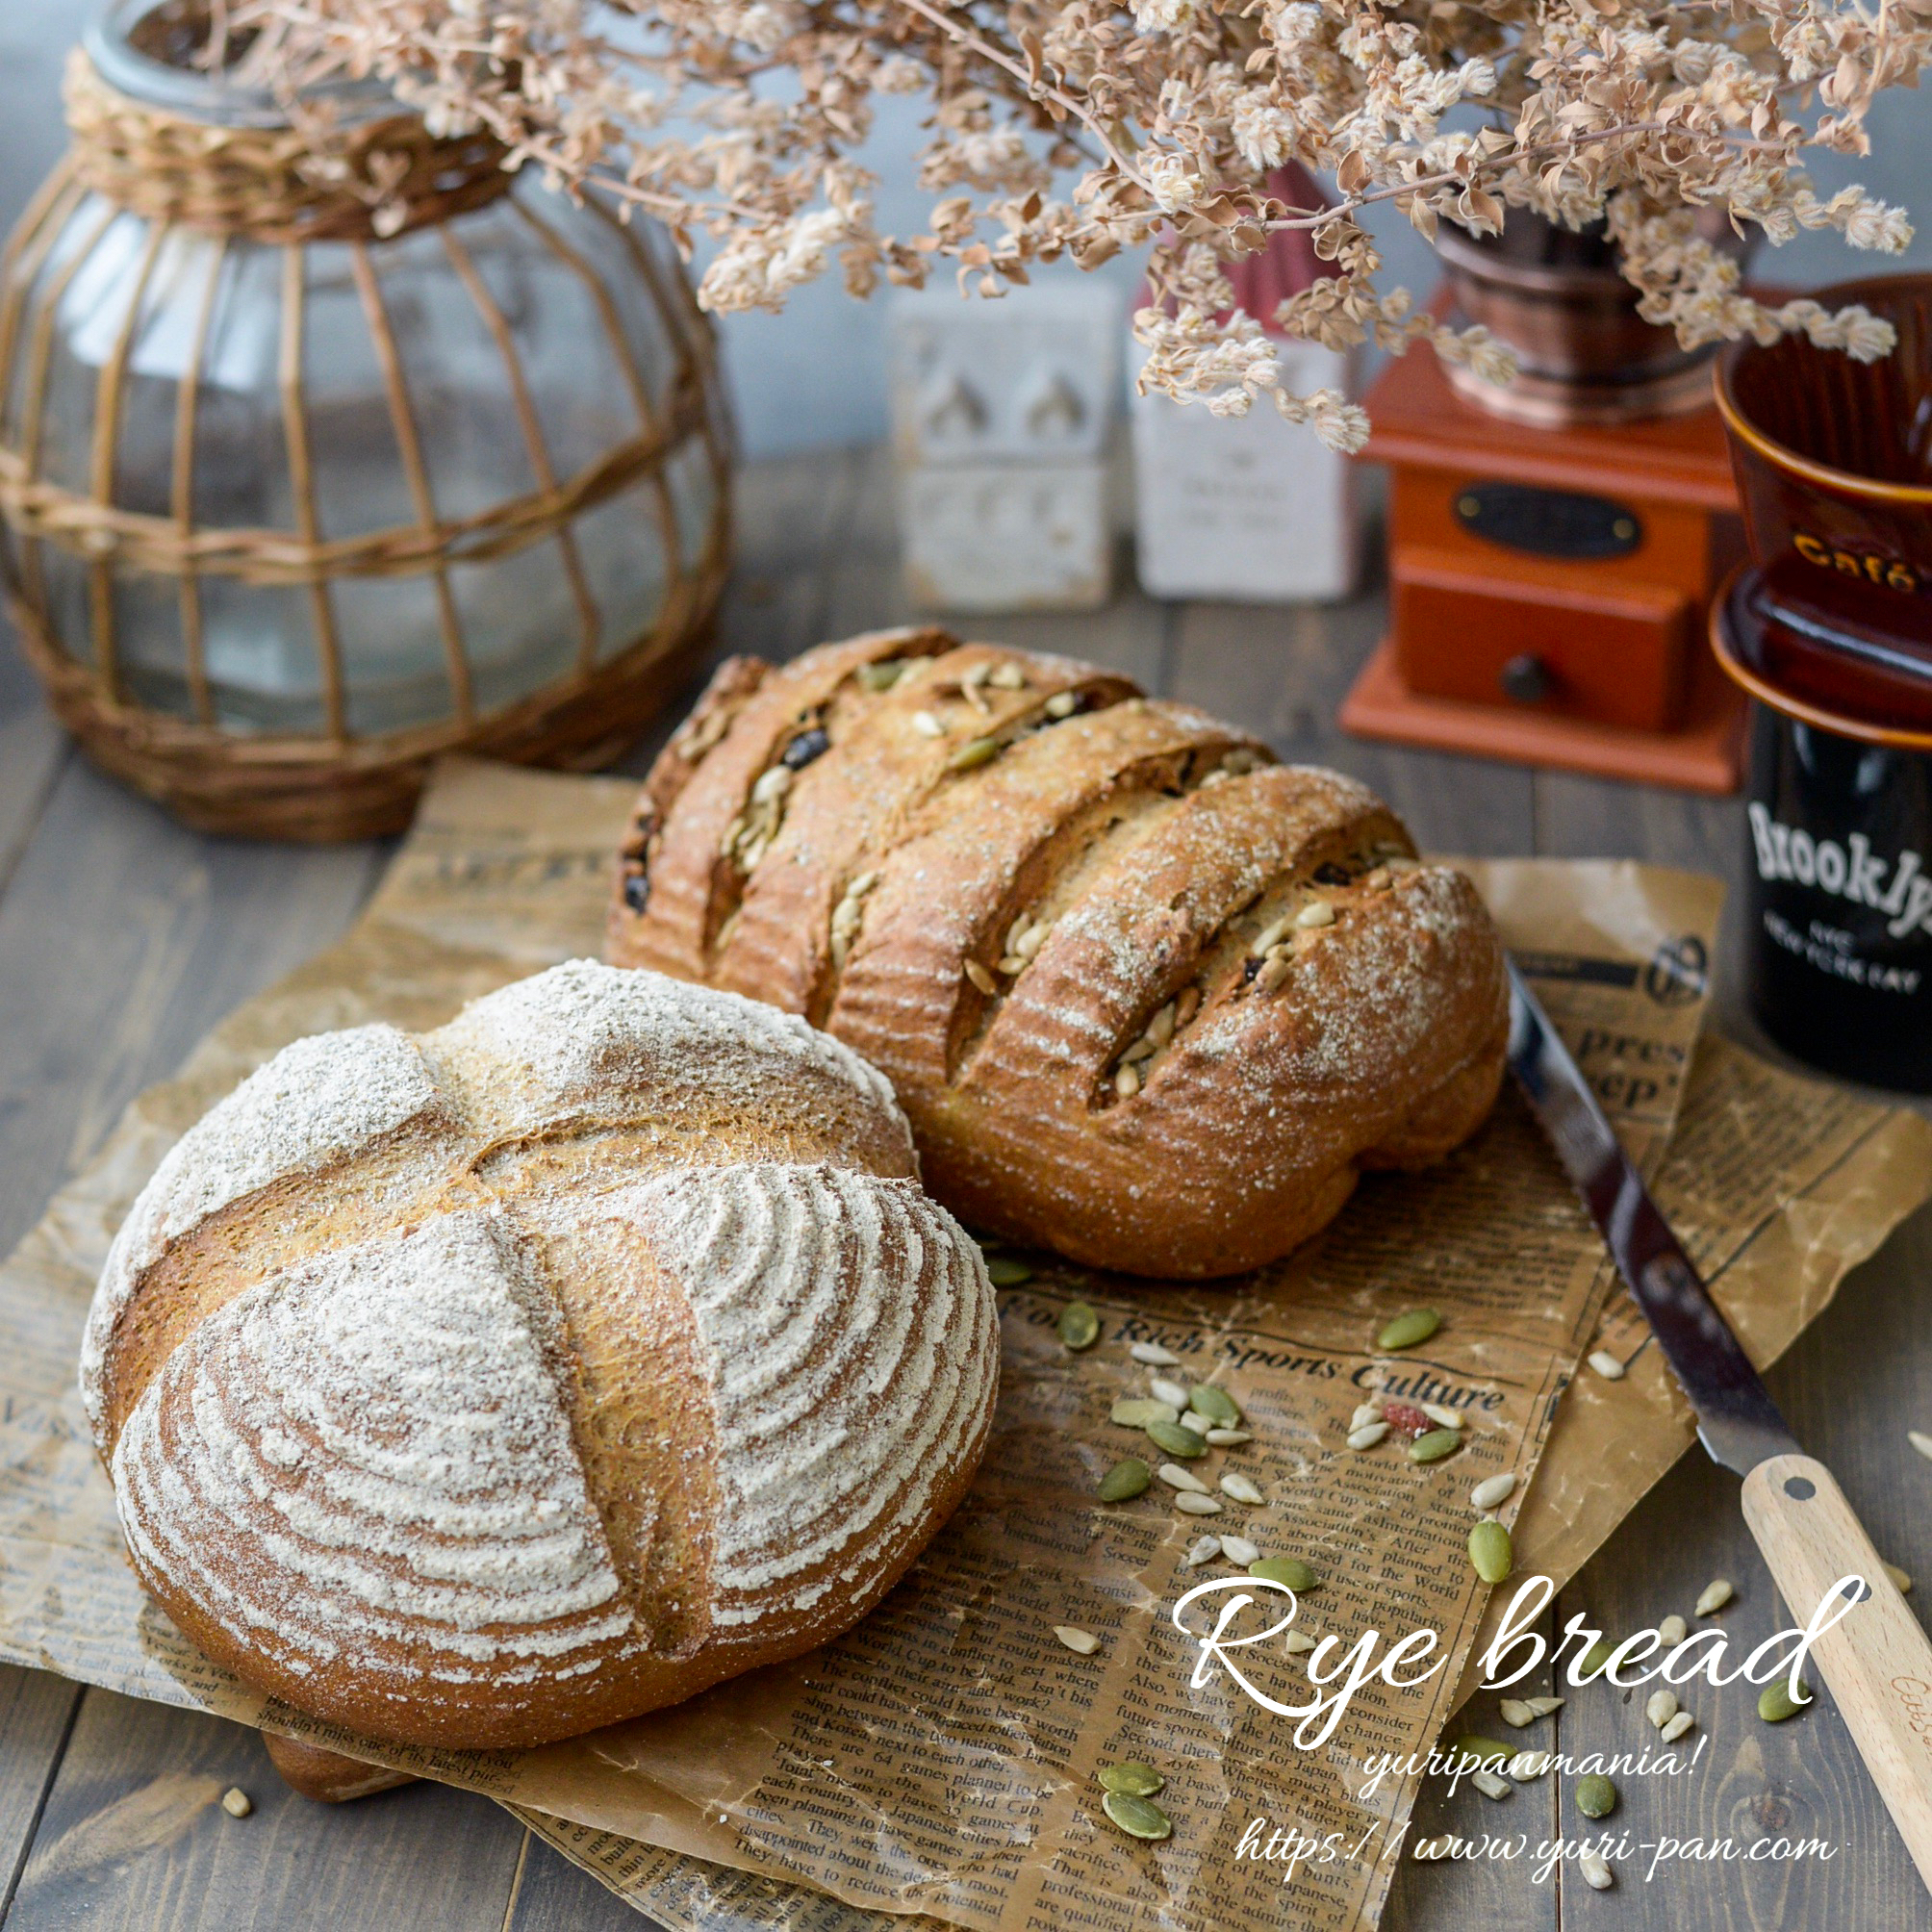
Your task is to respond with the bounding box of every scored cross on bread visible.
[608,629,1510,1280]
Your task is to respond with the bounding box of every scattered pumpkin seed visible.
[1157,1462,1208,1494]
[1508,1749,1552,1783]
[1221,1534,1260,1566]
[1150,1375,1190,1410]
[1220,1472,1264,1506]
[1470,1472,1516,1512]
[1587,1349,1626,1381]
[1469,1520,1512,1584]
[1445,1737,1513,1770]
[1099,1763,1164,1798]
[1660,1710,1695,1744]
[1206,1428,1251,1446]
[1376,1308,1440,1352]
[1579,1849,1614,1891]
[986,1257,1033,1286]
[1183,1536,1221,1567]
[1099,1459,1152,1502]
[1101,1791,1172,1841]
[1758,1676,1812,1723]
[1886,1561,1915,1596]
[1250,1557,1316,1591]
[1498,1698,1538,1728]
[1659,1614,1688,1648]
[1420,1402,1464,1431]
[1112,1397,1180,1428]
[1645,1689,1679,1730]
[1058,1301,1100,1350]
[1189,1385,1242,1429]
[1410,1428,1463,1464]
[1174,1492,1223,1515]
[1348,1422,1390,1450]
[1131,1341,1182,1367]
[1055,1625,1101,1656]
[1471,1769,1513,1800]
[1695,1578,1734,1615]
[1147,1420,1208,1459]
[1575,1640,1614,1682]
[858,659,902,691]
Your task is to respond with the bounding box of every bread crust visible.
[85,963,1000,1750]
[608,634,1509,1278]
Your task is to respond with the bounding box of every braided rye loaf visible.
[82,960,999,1749]
[607,629,1510,1279]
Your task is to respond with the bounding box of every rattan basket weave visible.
[0,12,732,841]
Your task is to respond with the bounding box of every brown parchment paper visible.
[0,760,1925,1932]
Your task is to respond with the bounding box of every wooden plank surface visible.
[0,441,1926,1929]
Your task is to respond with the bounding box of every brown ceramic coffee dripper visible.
[1715,273,1932,730]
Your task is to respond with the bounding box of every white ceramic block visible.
[898,460,1111,612]
[1131,342,1363,603]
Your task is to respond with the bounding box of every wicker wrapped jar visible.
[0,3,732,839]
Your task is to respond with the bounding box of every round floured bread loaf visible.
[81,960,1000,1750]
[606,628,1510,1279]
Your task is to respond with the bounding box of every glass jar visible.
[0,0,731,836]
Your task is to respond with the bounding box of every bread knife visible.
[1506,957,1932,1891]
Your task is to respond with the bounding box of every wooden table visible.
[0,445,1926,1931]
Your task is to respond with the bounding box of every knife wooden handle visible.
[1741,1452,1932,1894]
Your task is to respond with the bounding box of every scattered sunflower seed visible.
[1189,1385,1242,1429]
[1587,1349,1627,1381]
[1184,1536,1221,1567]
[1098,1763,1164,1797]
[1206,1428,1252,1446]
[1101,1791,1172,1841]
[1295,899,1335,928]
[1149,1376,1190,1410]
[1410,1428,1463,1464]
[1114,1061,1142,1100]
[1179,1409,1214,1436]
[1099,1459,1152,1502]
[1131,1342,1182,1367]
[1157,1462,1209,1494]
[964,959,999,996]
[1694,1578,1734,1615]
[1420,1402,1464,1431]
[1175,1492,1223,1515]
[1759,1677,1812,1723]
[1349,1422,1391,1451]
[1044,690,1080,720]
[1112,1397,1180,1428]
[1058,1301,1100,1350]
[1470,1520,1513,1584]
[1659,1614,1688,1648]
[1645,1690,1679,1730]
[1909,1429,1932,1462]
[1471,1769,1513,1800]
[986,1257,1033,1286]
[1221,1534,1260,1566]
[1350,1402,1385,1431]
[1220,1473,1264,1506]
[1147,1420,1208,1459]
[220,1788,253,1819]
[1580,1849,1614,1892]
[988,662,1027,690]
[1376,1308,1440,1352]
[1055,1625,1102,1656]
[1284,1630,1316,1655]
[1498,1698,1538,1729]
[1471,1472,1517,1512]
[1250,1557,1316,1591]
[1524,1696,1565,1717]
[912,709,947,738]
[1886,1561,1915,1596]
[1507,1749,1552,1783]
[1660,1710,1695,1744]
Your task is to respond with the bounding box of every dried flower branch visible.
[220,0,1924,451]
